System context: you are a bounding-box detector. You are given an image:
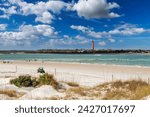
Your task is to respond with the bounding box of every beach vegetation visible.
[10,73,59,89]
[0,90,17,97]
[0,90,24,98]
[67,87,86,96]
[63,80,150,100]
[102,80,150,100]
[10,75,37,87]
[9,76,150,100]
[38,73,59,89]
[66,82,79,87]
[37,67,45,73]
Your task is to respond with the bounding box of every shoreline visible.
[0,60,150,87]
[1,59,150,69]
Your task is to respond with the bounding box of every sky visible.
[0,0,150,50]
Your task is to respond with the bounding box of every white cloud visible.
[70,25,89,32]
[70,25,106,38]
[87,31,103,38]
[6,0,67,24]
[75,35,87,40]
[0,0,121,24]
[0,14,9,19]
[46,34,90,48]
[35,11,54,24]
[46,0,66,14]
[6,6,17,14]
[63,35,70,39]
[109,24,146,35]
[0,5,17,18]
[75,35,89,44]
[0,2,10,7]
[98,41,106,46]
[109,38,115,43]
[0,24,7,30]
[47,37,89,48]
[71,23,149,42]
[73,0,120,19]
[1,0,120,24]
[0,24,57,46]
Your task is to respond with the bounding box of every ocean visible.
[0,53,150,67]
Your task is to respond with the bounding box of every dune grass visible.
[0,90,24,98]
[0,90,17,97]
[63,80,150,100]
[103,80,150,100]
[66,82,79,87]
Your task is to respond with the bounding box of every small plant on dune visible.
[37,67,45,73]
[0,90,18,97]
[10,73,59,89]
[0,90,25,98]
[66,87,87,96]
[38,73,59,89]
[66,82,79,87]
[10,75,39,87]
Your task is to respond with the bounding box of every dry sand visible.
[0,60,150,86]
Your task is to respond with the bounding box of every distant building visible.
[91,40,95,50]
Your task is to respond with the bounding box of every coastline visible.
[1,60,150,87]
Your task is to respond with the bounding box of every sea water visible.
[0,53,150,67]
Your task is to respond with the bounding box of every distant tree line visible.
[0,49,150,54]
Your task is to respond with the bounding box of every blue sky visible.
[0,0,150,50]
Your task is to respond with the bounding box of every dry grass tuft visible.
[66,82,79,87]
[0,90,24,98]
[66,87,87,96]
[63,80,150,100]
[102,80,150,100]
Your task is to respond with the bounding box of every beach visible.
[1,60,150,87]
[1,60,150,100]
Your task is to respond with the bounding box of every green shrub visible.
[10,75,38,87]
[10,73,58,89]
[38,73,58,89]
[31,78,39,87]
[37,67,45,73]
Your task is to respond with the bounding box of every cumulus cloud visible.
[35,11,54,24]
[98,41,106,46]
[46,34,90,48]
[3,0,67,24]
[75,35,89,44]
[109,23,146,35]
[70,25,90,32]
[0,5,17,18]
[0,24,7,30]
[71,23,150,43]
[109,38,115,43]
[70,25,106,38]
[73,0,120,19]
[0,24,57,46]
[1,0,120,24]
[0,14,9,19]
[63,35,70,39]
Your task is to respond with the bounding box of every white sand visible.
[1,61,150,99]
[0,60,150,86]
[20,85,63,100]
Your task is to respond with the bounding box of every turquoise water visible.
[0,53,150,67]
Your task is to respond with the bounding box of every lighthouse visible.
[91,40,95,50]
